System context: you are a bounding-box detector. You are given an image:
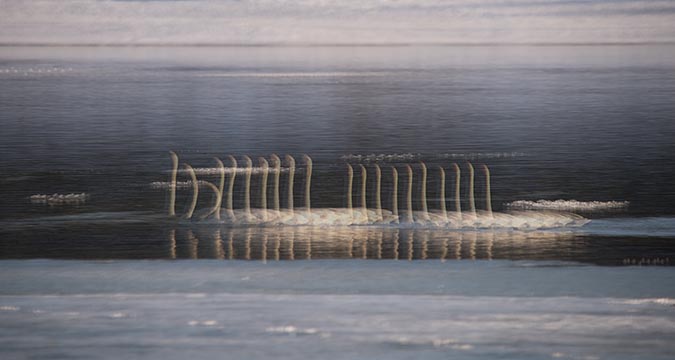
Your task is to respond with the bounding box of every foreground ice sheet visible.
[1,260,674,359]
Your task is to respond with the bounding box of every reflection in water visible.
[288,227,295,260]
[214,229,224,260]
[440,236,448,262]
[455,233,462,261]
[421,231,429,260]
[2,222,673,265]
[274,232,281,261]
[488,232,494,260]
[227,228,234,260]
[245,227,252,260]
[166,226,589,262]
[186,229,198,260]
[467,232,477,260]
[168,229,177,260]
[393,230,399,260]
[361,230,367,260]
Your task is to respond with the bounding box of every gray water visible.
[2,44,675,261]
[1,45,675,359]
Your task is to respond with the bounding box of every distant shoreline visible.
[2,41,675,48]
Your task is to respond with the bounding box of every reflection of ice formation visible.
[167,227,579,261]
[30,193,88,205]
[163,152,588,230]
[505,200,629,212]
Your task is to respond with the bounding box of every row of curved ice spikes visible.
[166,152,589,228]
[167,151,494,224]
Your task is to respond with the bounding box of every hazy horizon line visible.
[3,41,675,48]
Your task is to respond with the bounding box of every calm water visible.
[1,45,675,359]
[1,45,675,260]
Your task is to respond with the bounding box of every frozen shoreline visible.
[2,259,674,297]
[2,260,675,359]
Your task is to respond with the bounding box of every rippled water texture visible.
[2,45,675,259]
[1,45,675,218]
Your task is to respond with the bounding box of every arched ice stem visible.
[468,162,476,216]
[359,164,368,219]
[285,155,295,215]
[375,164,382,221]
[243,156,252,218]
[439,166,447,220]
[406,165,413,223]
[259,157,269,222]
[226,155,237,219]
[346,164,354,219]
[200,181,221,220]
[420,162,429,220]
[207,157,224,220]
[303,155,312,216]
[453,163,462,221]
[270,154,281,214]
[391,166,399,223]
[483,164,493,218]
[168,151,178,217]
[184,163,199,220]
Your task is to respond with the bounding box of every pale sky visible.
[1,0,675,45]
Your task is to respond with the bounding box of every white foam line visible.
[436,152,526,159]
[506,200,629,212]
[198,72,390,78]
[340,152,526,162]
[29,193,88,205]
[614,298,675,306]
[150,181,209,189]
[191,208,589,229]
[340,153,417,162]
[176,167,296,175]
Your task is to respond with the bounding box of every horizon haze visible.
[1,0,675,45]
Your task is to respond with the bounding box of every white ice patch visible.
[341,152,525,163]
[452,344,474,350]
[29,193,88,205]
[617,298,675,306]
[150,181,209,189]
[265,325,320,335]
[188,320,218,326]
[190,167,297,175]
[394,337,474,350]
[169,167,298,176]
[435,152,526,160]
[340,153,417,163]
[505,200,629,212]
[0,67,75,77]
